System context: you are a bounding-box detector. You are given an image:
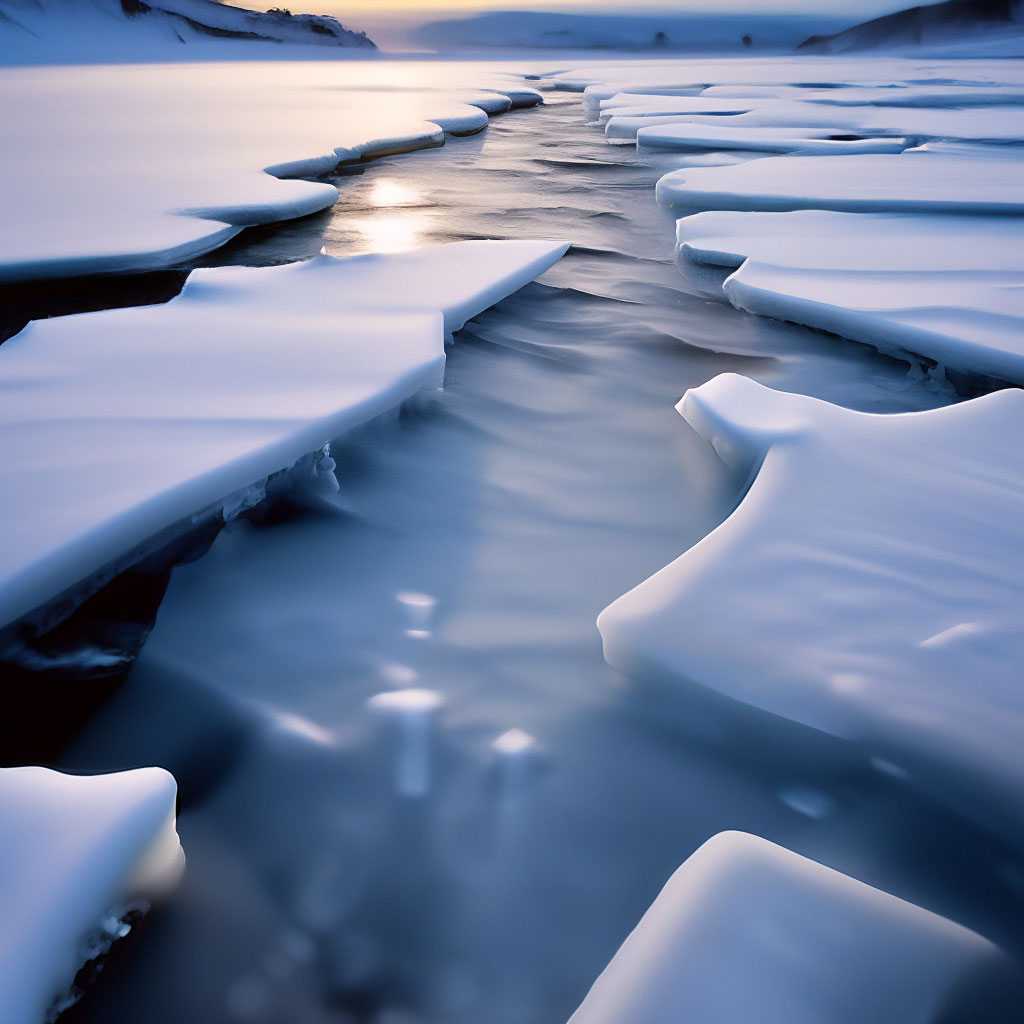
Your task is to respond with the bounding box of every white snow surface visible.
[0,239,567,631]
[636,123,908,155]
[599,95,1024,145]
[655,146,1024,213]
[544,56,1024,116]
[598,375,1024,834]
[0,62,520,281]
[0,766,183,1024]
[545,56,1024,382]
[569,831,998,1024]
[676,210,1024,383]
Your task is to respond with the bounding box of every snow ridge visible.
[0,0,375,57]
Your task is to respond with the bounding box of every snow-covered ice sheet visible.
[0,766,183,1024]
[675,210,1024,383]
[0,239,567,632]
[0,62,524,281]
[636,123,907,155]
[601,97,1024,145]
[628,102,1024,143]
[565,59,1024,146]
[655,146,1024,212]
[547,56,1024,116]
[569,831,999,1024]
[599,95,764,119]
[598,375,1024,834]
[550,56,1024,384]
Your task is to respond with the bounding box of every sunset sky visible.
[239,0,917,19]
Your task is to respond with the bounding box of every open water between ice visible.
[54,76,1024,1024]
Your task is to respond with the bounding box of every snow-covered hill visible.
[0,0,375,62]
[798,0,1024,55]
[409,12,847,55]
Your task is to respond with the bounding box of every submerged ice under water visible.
[54,88,1024,1023]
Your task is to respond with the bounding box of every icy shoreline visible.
[0,62,540,284]
[0,241,567,675]
[2,48,1024,1024]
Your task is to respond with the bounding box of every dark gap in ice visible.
[51,905,149,1024]
[0,268,187,339]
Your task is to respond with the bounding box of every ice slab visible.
[0,240,567,632]
[599,375,1024,833]
[556,56,1024,116]
[0,766,183,1024]
[605,99,1024,144]
[656,146,1024,212]
[569,831,999,1024]
[637,123,907,155]
[599,95,763,120]
[0,63,516,281]
[676,210,1024,383]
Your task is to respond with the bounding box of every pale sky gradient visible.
[243,0,922,18]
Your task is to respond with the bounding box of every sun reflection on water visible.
[369,179,421,207]
[340,210,434,254]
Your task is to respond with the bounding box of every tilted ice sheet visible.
[656,146,1024,212]
[0,766,183,1024]
[569,831,999,1024]
[675,210,1024,383]
[598,375,1024,835]
[0,62,520,281]
[0,239,567,631]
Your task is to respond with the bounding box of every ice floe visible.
[0,766,183,1024]
[0,240,567,635]
[569,831,1001,1024]
[548,55,1024,384]
[655,146,1024,213]
[675,210,1024,383]
[598,375,1024,834]
[0,62,522,281]
[636,123,907,155]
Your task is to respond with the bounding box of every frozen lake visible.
[25,66,1024,1023]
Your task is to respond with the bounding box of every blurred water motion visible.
[56,69,1024,1024]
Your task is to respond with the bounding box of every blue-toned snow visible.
[44,81,1024,1024]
